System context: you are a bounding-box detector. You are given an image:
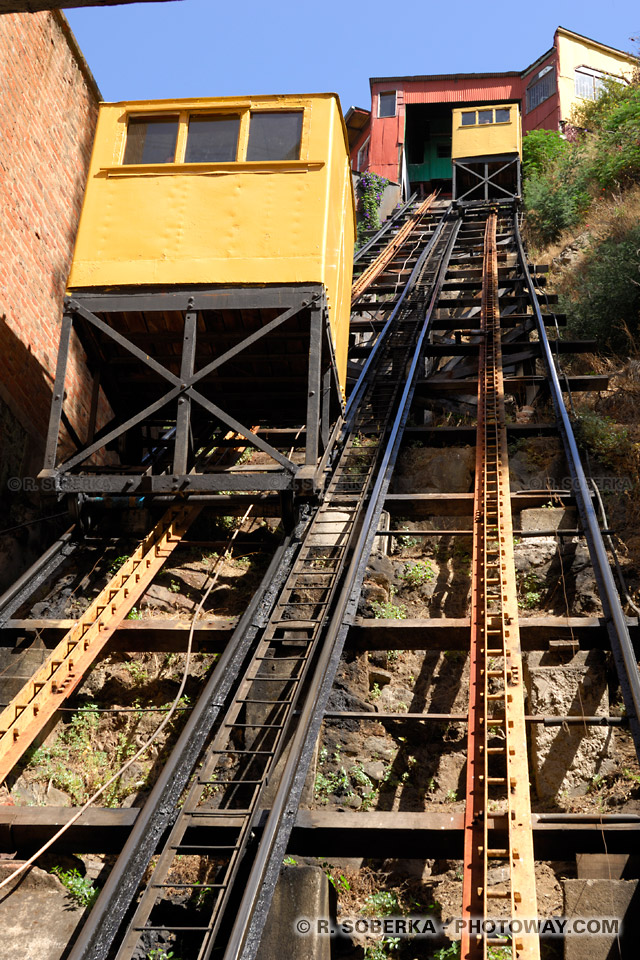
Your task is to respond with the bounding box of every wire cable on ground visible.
[0,503,253,895]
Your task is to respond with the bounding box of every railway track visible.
[1,198,639,960]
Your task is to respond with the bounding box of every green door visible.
[408,136,452,182]
[407,111,453,183]
[429,136,452,179]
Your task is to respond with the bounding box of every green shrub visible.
[51,866,99,908]
[522,76,640,244]
[575,410,632,467]
[371,599,407,620]
[560,223,640,350]
[399,560,435,587]
[522,128,567,178]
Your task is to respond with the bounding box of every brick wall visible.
[0,10,100,482]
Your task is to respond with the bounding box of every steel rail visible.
[68,202,456,960]
[352,191,418,264]
[345,205,451,422]
[513,214,640,755]
[0,525,77,625]
[65,523,305,960]
[351,191,437,300]
[222,215,463,960]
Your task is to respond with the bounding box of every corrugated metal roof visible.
[403,83,521,105]
[370,71,521,87]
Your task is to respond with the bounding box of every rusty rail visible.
[351,191,437,300]
[461,210,539,960]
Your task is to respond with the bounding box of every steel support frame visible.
[40,285,339,494]
[453,155,521,203]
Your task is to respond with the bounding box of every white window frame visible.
[378,91,396,119]
[526,65,555,114]
[357,136,370,172]
[574,65,624,101]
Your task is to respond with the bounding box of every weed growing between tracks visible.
[51,865,99,908]
[17,694,192,807]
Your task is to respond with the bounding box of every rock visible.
[368,651,388,669]
[11,777,44,806]
[377,684,415,711]
[362,761,386,782]
[563,878,639,960]
[333,733,367,757]
[526,650,614,799]
[0,864,86,959]
[362,583,388,603]
[486,866,510,885]
[326,687,374,731]
[142,583,180,611]
[366,553,395,588]
[348,794,363,810]
[79,665,108,696]
[369,667,392,688]
[10,777,71,807]
[509,447,565,492]
[117,761,147,792]
[393,446,475,494]
[363,736,396,760]
[46,785,73,806]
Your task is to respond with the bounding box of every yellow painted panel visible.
[556,28,636,122]
[451,104,521,160]
[67,93,355,394]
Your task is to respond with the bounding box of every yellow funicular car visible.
[42,93,356,502]
[451,102,522,202]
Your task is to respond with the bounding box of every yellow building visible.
[43,93,356,498]
[555,26,637,124]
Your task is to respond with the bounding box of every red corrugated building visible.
[347,26,637,194]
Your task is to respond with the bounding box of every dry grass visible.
[540,183,640,285]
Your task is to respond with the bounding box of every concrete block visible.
[392,446,475,495]
[563,878,640,960]
[526,650,615,799]
[256,865,331,960]
[0,864,85,960]
[520,507,577,532]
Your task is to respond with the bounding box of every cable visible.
[0,512,68,538]
[0,502,253,895]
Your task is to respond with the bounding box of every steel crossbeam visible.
[0,503,201,785]
[461,211,539,960]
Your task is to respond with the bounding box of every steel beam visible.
[1,808,638,860]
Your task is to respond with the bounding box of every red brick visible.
[0,11,100,461]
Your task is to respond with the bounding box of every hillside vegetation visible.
[523,73,640,353]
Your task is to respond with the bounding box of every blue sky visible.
[65,0,639,113]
